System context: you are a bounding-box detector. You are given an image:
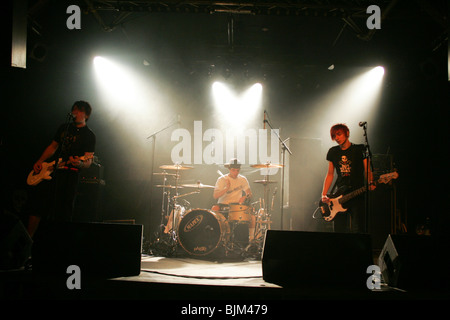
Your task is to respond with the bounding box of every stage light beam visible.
[306,66,386,145]
[212,82,263,129]
[93,56,140,106]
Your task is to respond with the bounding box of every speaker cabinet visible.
[378,234,450,291]
[262,230,373,289]
[32,222,143,278]
[0,211,32,270]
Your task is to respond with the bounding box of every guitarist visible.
[320,123,375,233]
[27,101,96,237]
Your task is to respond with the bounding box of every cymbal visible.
[159,164,194,170]
[153,172,179,176]
[251,163,284,169]
[254,179,277,184]
[182,182,214,189]
[155,185,183,189]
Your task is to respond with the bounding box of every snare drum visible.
[178,209,229,256]
[228,204,252,223]
[211,203,230,215]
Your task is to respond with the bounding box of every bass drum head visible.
[178,209,228,256]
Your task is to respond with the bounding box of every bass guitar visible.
[27,155,93,186]
[319,171,399,222]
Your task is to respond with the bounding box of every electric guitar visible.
[319,171,399,222]
[26,155,93,186]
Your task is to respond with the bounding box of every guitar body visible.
[319,195,347,221]
[26,155,92,186]
[27,160,58,186]
[318,171,399,222]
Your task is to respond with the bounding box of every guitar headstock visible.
[81,153,94,161]
[378,171,399,184]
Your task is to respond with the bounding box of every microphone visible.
[68,112,75,120]
[263,110,267,129]
[359,121,367,127]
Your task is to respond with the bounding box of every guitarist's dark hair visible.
[72,100,92,121]
[330,123,349,140]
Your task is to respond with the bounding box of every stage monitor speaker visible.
[262,230,373,289]
[378,234,450,291]
[32,222,143,278]
[0,211,32,270]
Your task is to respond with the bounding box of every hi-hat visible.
[182,182,214,189]
[159,164,194,170]
[153,172,179,177]
[254,179,277,185]
[155,185,183,189]
[251,163,284,169]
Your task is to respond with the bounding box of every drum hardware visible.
[250,162,284,169]
[211,204,229,216]
[246,162,280,259]
[254,179,277,185]
[222,204,253,257]
[181,181,215,189]
[152,164,227,257]
[153,172,180,177]
[177,209,230,257]
[253,208,272,241]
[159,164,194,171]
[228,204,252,223]
[155,185,184,189]
[151,161,279,259]
[151,164,193,255]
[241,207,272,260]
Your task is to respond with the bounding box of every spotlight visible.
[212,82,263,128]
[372,66,385,77]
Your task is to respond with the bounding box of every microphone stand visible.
[361,122,373,233]
[146,117,180,240]
[264,118,292,230]
[51,112,74,222]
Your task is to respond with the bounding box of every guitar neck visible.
[339,184,371,204]
[336,172,397,205]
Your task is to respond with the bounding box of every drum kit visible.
[150,162,282,260]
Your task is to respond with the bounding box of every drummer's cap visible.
[225,158,241,169]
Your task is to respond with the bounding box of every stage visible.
[2,252,450,305]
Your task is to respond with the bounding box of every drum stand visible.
[247,166,279,259]
[225,222,249,256]
[151,165,193,256]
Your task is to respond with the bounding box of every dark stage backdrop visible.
[2,1,449,242]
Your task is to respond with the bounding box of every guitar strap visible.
[330,184,350,197]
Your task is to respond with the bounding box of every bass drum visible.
[178,209,229,256]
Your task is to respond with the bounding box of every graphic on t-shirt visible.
[227,185,244,194]
[60,132,77,155]
[339,155,352,177]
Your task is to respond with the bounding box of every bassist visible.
[321,123,375,233]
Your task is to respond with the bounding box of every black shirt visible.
[326,143,366,193]
[53,123,96,161]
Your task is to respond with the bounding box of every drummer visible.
[213,158,255,240]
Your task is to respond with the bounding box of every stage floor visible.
[134,255,277,289]
[2,253,450,303]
